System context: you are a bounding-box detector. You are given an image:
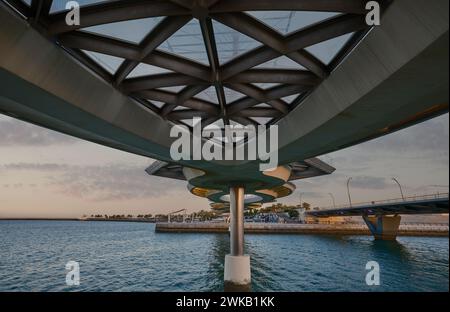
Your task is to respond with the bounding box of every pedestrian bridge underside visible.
[1,0,449,289]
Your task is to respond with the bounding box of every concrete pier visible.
[363,215,402,240]
[224,187,251,292]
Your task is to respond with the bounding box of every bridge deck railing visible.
[317,193,449,211]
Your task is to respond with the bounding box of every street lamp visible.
[299,192,303,208]
[328,193,336,209]
[347,177,353,208]
[392,178,405,201]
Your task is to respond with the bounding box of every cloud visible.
[296,174,388,193]
[3,163,69,171]
[1,162,187,201]
[317,113,449,173]
[355,113,449,154]
[0,117,77,146]
[2,183,24,188]
[349,176,388,190]
[298,191,325,199]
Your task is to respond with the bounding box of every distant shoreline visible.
[1,218,448,225]
[0,218,156,223]
[0,218,81,221]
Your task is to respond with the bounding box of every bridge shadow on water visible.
[315,234,414,262]
[370,239,411,257]
[305,235,419,290]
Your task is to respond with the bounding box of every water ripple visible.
[0,221,448,292]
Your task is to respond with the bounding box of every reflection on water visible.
[370,239,412,259]
[207,234,228,291]
[0,221,448,292]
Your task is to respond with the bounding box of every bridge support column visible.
[363,215,401,240]
[224,186,251,291]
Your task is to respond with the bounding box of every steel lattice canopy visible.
[3,0,390,132]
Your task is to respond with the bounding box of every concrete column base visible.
[363,215,401,240]
[224,254,251,292]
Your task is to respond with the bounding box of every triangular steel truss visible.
[4,0,391,130]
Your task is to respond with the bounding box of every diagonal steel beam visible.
[199,16,234,142]
[165,1,226,126]
[58,31,141,59]
[212,12,329,77]
[122,73,203,93]
[226,97,259,116]
[115,16,192,84]
[232,108,282,118]
[210,0,369,14]
[202,116,222,129]
[160,103,179,117]
[178,85,209,105]
[137,89,179,105]
[199,17,229,126]
[58,31,211,81]
[144,50,211,81]
[132,97,161,115]
[221,13,367,79]
[160,85,210,117]
[212,12,287,53]
[226,84,309,115]
[226,69,320,85]
[215,85,228,121]
[287,50,328,78]
[48,0,190,34]
[225,83,289,114]
[285,14,367,52]
[138,89,219,115]
[200,18,220,75]
[229,116,258,127]
[221,46,279,80]
[167,109,211,120]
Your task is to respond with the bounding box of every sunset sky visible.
[0,112,448,218]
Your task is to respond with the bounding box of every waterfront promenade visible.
[1,218,446,237]
[155,222,449,237]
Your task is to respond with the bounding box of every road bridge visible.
[307,194,449,240]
